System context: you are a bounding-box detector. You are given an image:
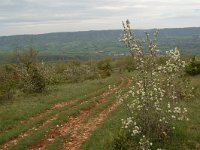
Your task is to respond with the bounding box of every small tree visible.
[16,48,47,93]
[15,47,38,68]
[115,20,194,150]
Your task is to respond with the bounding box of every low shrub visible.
[114,56,135,72]
[0,65,18,100]
[97,59,112,78]
[113,129,136,150]
[63,60,85,82]
[63,59,105,82]
[185,56,200,76]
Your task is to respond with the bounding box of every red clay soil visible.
[0,114,58,150]
[28,77,125,150]
[20,77,124,126]
[62,79,132,150]
[0,99,77,150]
[0,99,77,136]
[63,99,120,150]
[20,99,78,125]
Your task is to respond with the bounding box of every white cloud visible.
[0,0,199,35]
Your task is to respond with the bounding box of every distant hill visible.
[0,27,200,62]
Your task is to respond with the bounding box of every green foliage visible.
[84,61,99,80]
[63,60,98,82]
[41,63,62,85]
[0,65,18,101]
[26,65,46,93]
[97,59,112,78]
[0,48,131,101]
[114,56,135,72]
[63,60,85,82]
[113,129,135,150]
[14,47,38,67]
[185,56,200,76]
[16,48,47,93]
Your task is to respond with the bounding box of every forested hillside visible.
[0,27,200,62]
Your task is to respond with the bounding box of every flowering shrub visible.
[40,63,62,84]
[63,60,99,82]
[116,20,194,150]
[16,48,58,93]
[63,59,111,82]
[18,64,46,93]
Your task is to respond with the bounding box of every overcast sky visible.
[0,0,200,36]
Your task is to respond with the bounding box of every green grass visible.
[7,77,126,150]
[0,74,124,148]
[45,133,71,150]
[0,75,119,132]
[1,73,199,150]
[83,81,132,124]
[81,75,200,150]
[0,73,129,150]
[81,103,126,150]
[8,101,95,150]
[43,77,131,149]
[43,79,130,149]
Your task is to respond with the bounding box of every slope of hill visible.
[0,27,200,62]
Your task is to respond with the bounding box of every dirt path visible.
[0,79,123,150]
[20,99,78,124]
[28,77,127,150]
[0,115,58,150]
[0,100,78,150]
[62,78,132,150]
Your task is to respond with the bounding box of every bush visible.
[15,48,50,93]
[185,56,200,76]
[114,56,135,72]
[0,65,18,100]
[41,63,62,84]
[97,59,112,78]
[113,129,136,150]
[20,65,46,93]
[63,60,84,82]
[64,60,100,82]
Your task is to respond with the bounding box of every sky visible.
[0,0,200,36]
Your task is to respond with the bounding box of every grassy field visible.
[0,73,199,150]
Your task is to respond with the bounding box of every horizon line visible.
[1,26,200,37]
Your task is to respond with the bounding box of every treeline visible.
[0,28,200,59]
[0,48,135,102]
